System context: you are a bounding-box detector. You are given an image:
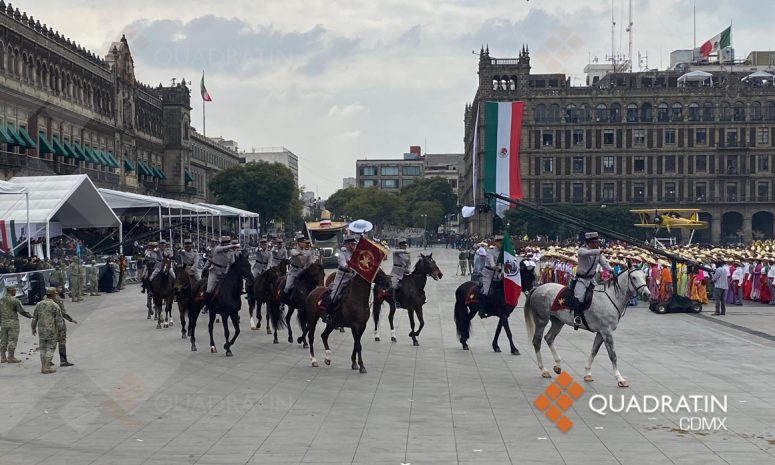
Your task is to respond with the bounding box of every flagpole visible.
[202,70,206,137]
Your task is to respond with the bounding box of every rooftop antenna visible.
[692,0,696,63]
[626,0,633,72]
[611,0,616,71]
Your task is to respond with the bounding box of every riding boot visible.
[0,351,6,363]
[141,282,146,294]
[572,299,584,329]
[59,344,74,367]
[7,350,20,363]
[477,292,488,318]
[324,295,334,324]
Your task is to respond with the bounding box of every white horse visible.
[524,268,650,387]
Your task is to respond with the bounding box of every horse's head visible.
[277,258,290,274]
[373,268,392,290]
[301,262,325,286]
[233,250,253,281]
[173,264,188,291]
[624,267,650,300]
[415,253,443,280]
[161,257,171,274]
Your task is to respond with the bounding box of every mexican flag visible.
[699,26,731,57]
[483,101,524,217]
[498,233,522,306]
[0,220,19,255]
[200,73,212,102]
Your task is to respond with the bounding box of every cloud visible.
[328,103,367,117]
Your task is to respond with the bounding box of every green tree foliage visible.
[209,161,300,232]
[504,205,646,240]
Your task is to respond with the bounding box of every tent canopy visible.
[99,189,219,216]
[198,202,259,218]
[0,175,120,228]
[0,180,27,194]
[678,70,714,83]
[742,70,775,82]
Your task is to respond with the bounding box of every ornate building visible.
[0,2,238,202]
[463,45,775,243]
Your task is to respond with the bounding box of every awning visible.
[16,127,37,149]
[99,188,220,216]
[184,169,194,183]
[86,147,104,165]
[156,167,167,179]
[95,149,109,166]
[198,202,260,218]
[104,152,120,168]
[124,157,135,171]
[0,125,15,145]
[71,143,87,161]
[51,136,68,157]
[138,161,152,176]
[742,70,775,82]
[63,141,79,159]
[38,132,56,154]
[5,124,27,147]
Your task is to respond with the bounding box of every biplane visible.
[631,208,708,233]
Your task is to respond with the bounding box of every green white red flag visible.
[498,233,521,306]
[699,26,731,57]
[482,101,524,217]
[200,73,212,102]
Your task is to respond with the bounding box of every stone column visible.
[743,215,753,243]
[711,215,721,243]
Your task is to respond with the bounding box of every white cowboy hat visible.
[348,219,373,233]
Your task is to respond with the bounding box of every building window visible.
[534,104,547,123]
[572,183,584,203]
[572,129,584,145]
[758,154,770,172]
[751,101,763,121]
[548,104,561,123]
[671,103,683,121]
[634,157,645,173]
[359,166,376,176]
[402,166,421,176]
[768,101,775,121]
[610,103,621,122]
[758,182,769,201]
[579,104,591,122]
[695,182,707,202]
[726,183,738,202]
[664,155,676,172]
[641,103,652,122]
[595,104,608,122]
[542,131,554,147]
[603,129,614,145]
[601,183,615,202]
[633,182,645,202]
[634,129,645,145]
[733,101,746,121]
[688,103,700,121]
[603,156,615,173]
[695,128,707,145]
[726,130,738,147]
[572,156,584,173]
[380,179,399,188]
[626,103,638,122]
[380,166,399,176]
[758,128,769,145]
[726,155,738,174]
[657,103,669,122]
[541,184,554,203]
[664,182,676,202]
[543,158,553,173]
[402,179,414,187]
[664,129,676,144]
[696,155,707,172]
[361,179,376,187]
[565,104,578,123]
[703,102,715,121]
[720,102,731,121]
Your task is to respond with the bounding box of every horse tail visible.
[270,297,286,330]
[372,289,382,329]
[524,289,536,342]
[454,283,472,341]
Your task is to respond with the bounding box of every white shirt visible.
[732,267,744,284]
[767,266,775,282]
[476,246,487,257]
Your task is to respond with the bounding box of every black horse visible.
[372,254,443,346]
[247,259,288,334]
[150,258,175,329]
[269,263,325,346]
[454,280,520,354]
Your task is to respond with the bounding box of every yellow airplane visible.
[630,208,708,233]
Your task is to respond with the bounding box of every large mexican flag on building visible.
[482,101,524,217]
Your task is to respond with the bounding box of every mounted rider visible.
[478,235,503,317]
[283,234,312,301]
[270,236,288,267]
[571,232,613,327]
[140,241,158,294]
[202,236,239,302]
[178,238,202,281]
[149,239,175,282]
[390,238,410,305]
[324,233,358,324]
[252,236,272,279]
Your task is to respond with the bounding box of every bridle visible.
[599,268,646,320]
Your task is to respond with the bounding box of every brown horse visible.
[173,264,204,340]
[150,257,176,329]
[269,263,325,345]
[247,259,288,334]
[304,269,392,373]
[372,254,443,346]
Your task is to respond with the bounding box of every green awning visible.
[157,167,167,179]
[95,149,109,166]
[16,127,37,149]
[105,151,120,168]
[51,136,68,157]
[38,132,56,154]
[71,143,87,161]
[184,169,194,182]
[84,147,100,164]
[138,161,152,176]
[0,125,14,145]
[124,157,135,171]
[63,141,79,159]
[150,166,161,178]
[5,123,26,147]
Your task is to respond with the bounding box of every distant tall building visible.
[342,177,356,189]
[241,147,299,186]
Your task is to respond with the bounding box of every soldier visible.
[252,237,271,279]
[49,260,66,295]
[31,287,65,374]
[149,239,175,282]
[68,257,84,302]
[478,235,503,317]
[202,236,238,302]
[88,260,101,296]
[117,255,127,290]
[53,291,77,367]
[270,237,288,267]
[571,232,613,327]
[0,286,32,363]
[306,238,320,264]
[141,241,158,293]
[283,234,311,300]
[390,238,411,305]
[179,239,202,281]
[324,233,357,324]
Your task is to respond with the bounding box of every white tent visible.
[199,203,260,245]
[0,175,121,257]
[678,70,713,86]
[0,180,30,256]
[742,70,775,84]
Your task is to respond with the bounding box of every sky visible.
[21,0,775,197]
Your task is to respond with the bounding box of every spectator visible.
[712,261,728,316]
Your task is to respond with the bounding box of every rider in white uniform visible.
[572,232,613,326]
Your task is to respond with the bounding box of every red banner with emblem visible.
[348,237,386,283]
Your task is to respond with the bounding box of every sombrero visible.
[348,219,373,234]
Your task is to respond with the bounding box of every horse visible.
[304,269,393,372]
[143,261,155,319]
[247,259,288,334]
[187,251,253,355]
[268,262,325,345]
[524,267,650,387]
[372,254,443,346]
[453,280,521,354]
[150,258,176,329]
[173,264,203,340]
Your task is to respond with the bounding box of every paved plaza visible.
[1,248,774,465]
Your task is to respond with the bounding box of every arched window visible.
[492,76,500,91]
[688,102,700,122]
[579,104,591,122]
[626,103,638,122]
[548,104,560,123]
[751,101,762,121]
[703,102,715,121]
[0,43,5,72]
[508,76,516,90]
[595,103,607,122]
[720,101,731,121]
[767,101,775,121]
[534,104,546,123]
[671,102,683,121]
[609,103,621,122]
[641,102,652,122]
[733,101,746,121]
[565,104,578,123]
[657,102,669,122]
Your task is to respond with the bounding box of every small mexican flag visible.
[0,220,19,255]
[699,26,731,57]
[498,233,522,306]
[200,73,212,102]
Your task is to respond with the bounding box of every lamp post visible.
[420,214,428,249]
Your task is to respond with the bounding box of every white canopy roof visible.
[742,70,775,81]
[678,70,714,82]
[0,180,27,195]
[99,188,220,216]
[0,175,120,228]
[198,202,259,218]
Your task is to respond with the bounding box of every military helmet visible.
[398,238,408,245]
[159,239,168,245]
[219,235,231,244]
[295,233,305,242]
[184,239,193,245]
[148,241,158,247]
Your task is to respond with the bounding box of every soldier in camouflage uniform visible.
[88,260,100,296]
[68,258,84,302]
[0,286,32,363]
[53,292,77,367]
[31,287,65,374]
[49,261,66,295]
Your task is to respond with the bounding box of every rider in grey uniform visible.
[203,236,238,301]
[390,238,411,305]
[179,239,202,281]
[478,235,503,316]
[572,232,613,326]
[141,241,158,293]
[324,233,357,324]
[283,234,311,299]
[149,239,175,282]
[270,237,288,267]
[252,237,272,279]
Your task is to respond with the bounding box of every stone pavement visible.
[1,247,774,465]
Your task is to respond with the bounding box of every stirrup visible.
[573,315,583,326]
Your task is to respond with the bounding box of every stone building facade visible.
[0,3,238,202]
[462,45,775,243]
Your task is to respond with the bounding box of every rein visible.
[595,269,646,321]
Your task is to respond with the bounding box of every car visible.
[649,294,702,314]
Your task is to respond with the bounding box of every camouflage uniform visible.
[0,292,32,363]
[68,260,84,302]
[55,298,77,367]
[49,264,66,290]
[31,295,65,374]
[88,262,100,296]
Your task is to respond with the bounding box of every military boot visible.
[0,351,6,363]
[58,344,74,367]
[43,361,57,374]
[6,350,21,363]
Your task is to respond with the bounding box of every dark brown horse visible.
[247,259,288,334]
[304,269,392,373]
[269,263,325,345]
[454,280,520,354]
[372,254,443,346]
[173,264,203,340]
[150,257,175,329]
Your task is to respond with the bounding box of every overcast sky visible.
[23,0,774,197]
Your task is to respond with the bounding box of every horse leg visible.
[146,293,153,319]
[189,306,199,351]
[166,298,173,328]
[492,318,503,353]
[286,307,294,343]
[389,304,397,342]
[178,303,187,339]
[544,317,564,374]
[583,333,605,382]
[601,331,628,387]
[208,309,217,353]
[407,308,419,346]
[264,300,272,334]
[352,325,367,373]
[351,328,359,370]
[155,299,162,329]
[228,313,241,356]
[249,299,257,330]
[321,324,335,366]
[309,319,319,367]
[530,314,552,378]
[414,308,425,339]
[222,315,232,356]
[373,300,381,341]
[501,317,519,355]
[356,327,367,373]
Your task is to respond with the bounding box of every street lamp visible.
[420,214,428,249]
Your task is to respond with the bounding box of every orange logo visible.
[533,371,585,432]
[358,251,374,270]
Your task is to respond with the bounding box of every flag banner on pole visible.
[498,232,522,306]
[471,105,480,205]
[200,73,212,102]
[699,26,731,57]
[0,220,18,255]
[483,101,524,217]
[348,236,387,283]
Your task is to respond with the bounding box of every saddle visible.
[275,277,287,302]
[375,287,391,302]
[550,286,592,313]
[314,289,331,313]
[465,284,481,306]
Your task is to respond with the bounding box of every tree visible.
[401,177,457,214]
[503,205,645,240]
[209,161,299,233]
[326,187,364,220]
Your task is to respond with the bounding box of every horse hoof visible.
[541,371,552,378]
[181,333,187,339]
[303,343,309,349]
[210,346,217,353]
[408,332,415,337]
[257,322,262,329]
[511,349,520,356]
[226,351,233,357]
[169,321,174,327]
[391,337,397,342]
[412,341,420,347]
[375,336,381,342]
[583,375,594,382]
[492,345,501,353]
[352,364,358,370]
[324,359,331,366]
[312,361,319,367]
[273,340,278,344]
[617,380,629,388]
[146,315,151,320]
[191,346,197,352]
[462,344,469,350]
[288,337,293,343]
[553,366,562,375]
[250,326,257,330]
[296,337,304,344]
[266,328,272,334]
[359,367,367,374]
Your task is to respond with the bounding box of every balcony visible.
[540,196,558,205]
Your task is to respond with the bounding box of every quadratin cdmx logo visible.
[533,371,585,432]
